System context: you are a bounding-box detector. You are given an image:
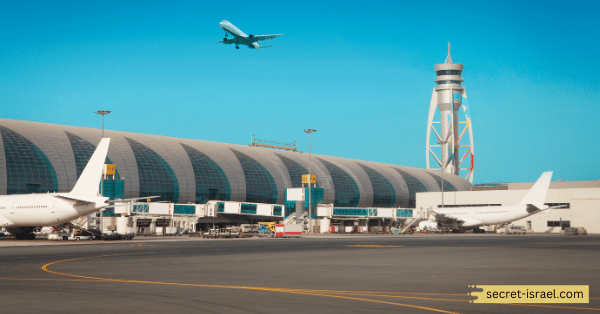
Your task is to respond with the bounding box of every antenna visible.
[445,42,453,64]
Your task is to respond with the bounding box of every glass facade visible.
[181,143,230,203]
[332,208,378,217]
[126,138,179,203]
[174,204,195,215]
[240,203,257,214]
[357,164,396,207]
[0,125,58,194]
[275,153,310,188]
[426,172,457,191]
[396,209,413,217]
[101,179,124,199]
[436,70,461,76]
[317,158,360,207]
[393,168,428,208]
[0,120,472,205]
[230,149,277,204]
[66,132,120,179]
[437,80,462,85]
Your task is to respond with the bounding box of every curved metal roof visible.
[0,119,471,207]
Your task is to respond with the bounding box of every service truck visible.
[275,224,303,238]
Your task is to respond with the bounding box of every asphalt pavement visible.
[0,233,598,313]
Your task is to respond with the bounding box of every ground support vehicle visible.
[501,225,526,235]
[102,231,134,240]
[240,224,260,238]
[275,224,303,238]
[565,227,587,235]
[258,222,276,232]
[202,227,240,239]
[258,224,274,237]
[48,231,69,241]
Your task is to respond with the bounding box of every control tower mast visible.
[426,44,474,183]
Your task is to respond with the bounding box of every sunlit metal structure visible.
[0,118,472,208]
[426,44,474,183]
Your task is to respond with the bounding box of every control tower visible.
[426,44,474,183]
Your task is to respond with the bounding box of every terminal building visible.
[0,118,472,232]
[1,118,598,234]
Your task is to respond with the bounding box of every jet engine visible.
[6,226,36,240]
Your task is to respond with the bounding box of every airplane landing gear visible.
[8,227,36,240]
[15,232,36,240]
[235,45,239,49]
[224,31,228,38]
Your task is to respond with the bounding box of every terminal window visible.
[547,221,570,229]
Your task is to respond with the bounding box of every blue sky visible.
[0,0,598,184]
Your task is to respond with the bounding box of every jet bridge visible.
[316,204,414,219]
[206,201,284,217]
[315,204,418,233]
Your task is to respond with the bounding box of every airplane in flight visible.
[216,20,284,49]
[419,171,563,233]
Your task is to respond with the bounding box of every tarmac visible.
[0,233,598,313]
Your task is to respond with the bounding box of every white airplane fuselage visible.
[217,20,284,49]
[219,20,260,49]
[429,172,554,231]
[435,204,533,229]
[0,138,111,238]
[0,193,108,227]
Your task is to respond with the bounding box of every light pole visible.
[304,129,316,233]
[95,110,110,237]
[95,110,111,138]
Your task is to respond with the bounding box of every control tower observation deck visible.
[426,44,474,183]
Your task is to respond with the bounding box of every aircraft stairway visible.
[283,214,297,225]
[177,216,201,235]
[400,218,421,233]
[66,214,102,238]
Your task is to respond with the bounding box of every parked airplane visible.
[0,138,112,240]
[421,171,562,233]
[216,20,284,49]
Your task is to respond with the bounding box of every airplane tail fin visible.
[517,171,553,209]
[70,138,111,196]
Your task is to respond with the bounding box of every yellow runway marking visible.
[30,253,600,313]
[38,253,460,313]
[317,290,467,297]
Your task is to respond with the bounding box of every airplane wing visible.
[251,34,285,42]
[216,39,236,44]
